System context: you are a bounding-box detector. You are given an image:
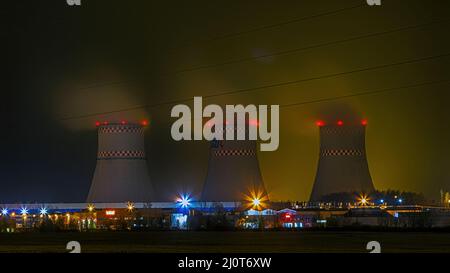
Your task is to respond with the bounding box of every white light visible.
[252,198,261,206]
[1,208,8,216]
[20,207,28,215]
[39,207,48,215]
[177,194,191,208]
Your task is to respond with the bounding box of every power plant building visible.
[87,121,155,203]
[201,121,268,202]
[310,119,375,201]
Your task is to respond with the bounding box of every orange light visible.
[357,193,370,206]
[87,204,95,212]
[243,188,269,211]
[141,120,148,126]
[127,201,135,212]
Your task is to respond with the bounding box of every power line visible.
[166,1,364,50]
[125,78,450,126]
[76,19,449,91]
[60,52,450,120]
[196,53,450,100]
[170,19,450,75]
[279,79,450,109]
[76,80,135,91]
[75,2,365,91]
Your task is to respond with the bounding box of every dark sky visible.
[3,0,450,203]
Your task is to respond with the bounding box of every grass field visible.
[0,231,449,253]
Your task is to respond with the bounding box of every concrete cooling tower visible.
[87,121,154,203]
[310,119,375,201]
[201,122,267,202]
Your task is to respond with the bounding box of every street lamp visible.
[87,204,95,212]
[39,207,48,216]
[357,194,370,206]
[176,194,191,209]
[20,207,28,216]
[1,208,8,216]
[252,198,261,207]
[127,201,135,212]
[243,188,268,211]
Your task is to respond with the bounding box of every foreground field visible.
[0,231,449,253]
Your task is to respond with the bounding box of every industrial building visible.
[310,119,376,201]
[87,121,155,203]
[201,120,268,203]
[2,118,450,233]
[1,201,450,232]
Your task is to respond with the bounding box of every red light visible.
[141,120,148,126]
[337,120,344,126]
[316,120,325,127]
[103,121,108,125]
[121,120,127,125]
[95,121,100,127]
[249,119,259,127]
[361,119,368,126]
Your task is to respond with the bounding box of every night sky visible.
[3,0,450,203]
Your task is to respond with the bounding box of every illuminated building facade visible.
[310,119,375,201]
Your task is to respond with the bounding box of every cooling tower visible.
[310,119,375,201]
[87,121,154,203]
[201,122,267,202]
